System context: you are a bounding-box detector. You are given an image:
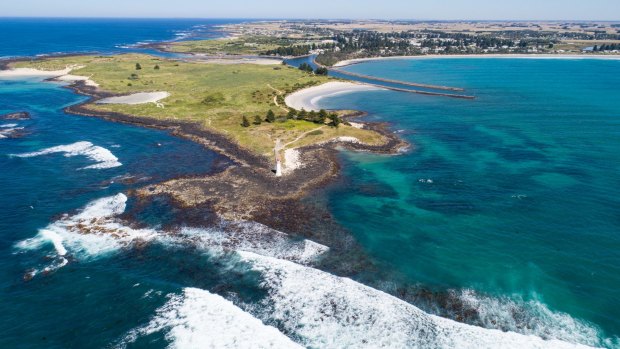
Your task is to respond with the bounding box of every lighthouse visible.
[274,149,282,177]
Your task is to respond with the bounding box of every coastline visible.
[333,53,620,67]
[57,79,407,220]
[0,65,99,87]
[284,81,384,111]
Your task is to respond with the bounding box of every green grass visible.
[12,54,386,156]
[164,36,291,55]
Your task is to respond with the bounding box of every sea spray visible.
[115,288,303,349]
[235,251,598,349]
[15,194,329,278]
[12,141,122,169]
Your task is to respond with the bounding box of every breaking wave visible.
[11,141,122,169]
[14,193,610,348]
[15,194,328,277]
[237,251,598,349]
[116,288,303,349]
[451,289,609,347]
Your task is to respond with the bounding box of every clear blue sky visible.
[2,0,619,20]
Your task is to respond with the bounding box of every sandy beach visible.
[0,67,74,78]
[333,54,620,67]
[97,92,170,105]
[0,66,99,87]
[284,81,382,111]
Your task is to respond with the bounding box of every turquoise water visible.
[318,57,620,344]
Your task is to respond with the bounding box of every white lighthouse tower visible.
[274,149,282,177]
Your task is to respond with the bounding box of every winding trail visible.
[282,125,326,149]
[267,84,290,113]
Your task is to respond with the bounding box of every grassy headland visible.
[11,54,385,156]
[159,35,331,57]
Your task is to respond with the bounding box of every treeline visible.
[298,63,328,75]
[592,43,620,51]
[241,109,342,127]
[263,42,335,57]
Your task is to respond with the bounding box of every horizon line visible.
[1,16,619,22]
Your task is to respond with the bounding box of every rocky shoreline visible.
[56,80,405,250]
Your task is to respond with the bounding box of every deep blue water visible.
[0,18,243,58]
[2,18,620,348]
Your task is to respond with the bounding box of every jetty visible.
[312,57,475,99]
[330,68,465,92]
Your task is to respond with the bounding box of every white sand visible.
[0,67,74,78]
[55,74,99,87]
[333,54,620,67]
[282,148,302,175]
[0,65,98,87]
[284,81,382,111]
[97,92,170,105]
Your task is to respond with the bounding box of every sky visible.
[2,0,619,21]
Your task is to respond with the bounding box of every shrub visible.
[201,92,225,106]
[253,115,262,125]
[241,116,251,127]
[135,63,142,70]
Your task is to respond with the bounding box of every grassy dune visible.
[163,36,287,55]
[12,54,385,156]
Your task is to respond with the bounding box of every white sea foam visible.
[12,141,122,169]
[0,124,24,139]
[16,194,158,271]
[16,194,327,279]
[117,287,303,349]
[178,221,328,264]
[238,251,598,349]
[455,289,608,348]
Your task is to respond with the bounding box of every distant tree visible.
[332,115,342,127]
[266,109,276,123]
[593,45,599,51]
[318,109,328,123]
[287,109,297,119]
[314,67,328,75]
[154,64,160,70]
[135,63,142,70]
[308,110,318,123]
[298,108,308,119]
[253,115,262,125]
[241,116,251,127]
[298,63,314,73]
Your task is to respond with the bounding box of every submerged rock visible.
[0,111,30,120]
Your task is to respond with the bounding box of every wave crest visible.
[116,287,303,349]
[12,141,122,169]
[238,251,597,349]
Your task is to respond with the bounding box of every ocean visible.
[1,18,619,348]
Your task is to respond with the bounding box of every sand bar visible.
[0,66,99,87]
[97,92,170,105]
[284,81,382,111]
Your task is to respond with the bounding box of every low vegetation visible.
[12,54,385,156]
